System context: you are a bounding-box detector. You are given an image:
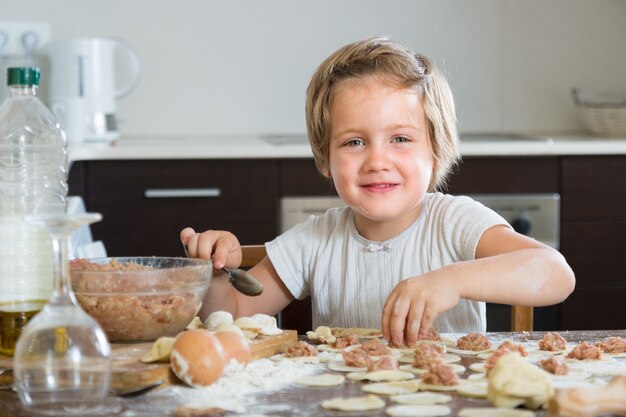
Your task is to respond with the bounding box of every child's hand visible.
[382,272,461,347]
[180,227,242,270]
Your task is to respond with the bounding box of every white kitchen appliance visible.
[46,37,141,144]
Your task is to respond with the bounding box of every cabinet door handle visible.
[144,188,222,198]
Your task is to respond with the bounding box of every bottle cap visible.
[7,67,41,87]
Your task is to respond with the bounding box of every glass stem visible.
[49,232,77,306]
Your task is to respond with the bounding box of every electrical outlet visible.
[0,22,50,56]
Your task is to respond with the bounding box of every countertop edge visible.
[67,135,626,162]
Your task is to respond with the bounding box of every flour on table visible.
[148,358,320,413]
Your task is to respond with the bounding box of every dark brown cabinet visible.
[560,156,626,330]
[69,160,279,257]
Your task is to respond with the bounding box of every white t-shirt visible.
[266,192,510,333]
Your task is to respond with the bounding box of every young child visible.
[181,37,575,347]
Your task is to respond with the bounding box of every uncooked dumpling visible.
[487,352,554,409]
[141,336,176,363]
[204,311,233,331]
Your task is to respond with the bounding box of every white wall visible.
[2,0,626,138]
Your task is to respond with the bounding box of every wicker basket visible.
[572,88,626,137]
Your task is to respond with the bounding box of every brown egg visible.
[170,329,226,387]
[216,331,252,364]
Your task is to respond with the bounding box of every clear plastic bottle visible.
[0,67,68,355]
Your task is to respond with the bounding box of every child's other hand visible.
[382,273,460,347]
[180,227,242,270]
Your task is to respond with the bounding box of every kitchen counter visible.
[1,330,625,416]
[68,134,626,162]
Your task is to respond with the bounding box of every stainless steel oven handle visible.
[144,188,221,198]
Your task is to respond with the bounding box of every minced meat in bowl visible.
[70,257,212,342]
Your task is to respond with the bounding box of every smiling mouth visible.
[362,183,398,191]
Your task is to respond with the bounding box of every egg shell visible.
[215,331,252,364]
[170,329,227,387]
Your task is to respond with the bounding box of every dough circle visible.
[458,407,535,417]
[447,347,493,356]
[347,370,415,382]
[398,353,460,364]
[390,392,452,405]
[457,382,488,398]
[385,405,452,417]
[321,395,385,411]
[420,380,469,392]
[326,360,367,373]
[399,363,465,375]
[361,380,420,395]
[294,373,345,387]
[469,362,486,373]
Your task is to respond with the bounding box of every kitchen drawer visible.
[279,159,336,196]
[560,288,626,330]
[444,157,559,194]
[562,156,626,222]
[561,222,626,286]
[80,160,279,256]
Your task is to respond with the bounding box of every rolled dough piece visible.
[420,380,468,392]
[457,382,488,398]
[347,369,415,382]
[385,405,452,417]
[458,408,535,417]
[361,380,420,395]
[443,353,462,363]
[467,373,487,381]
[317,344,347,353]
[399,363,465,376]
[390,392,452,405]
[294,373,345,387]
[469,362,486,373]
[321,394,385,411]
[440,336,457,347]
[327,360,367,373]
[390,341,447,355]
[569,361,626,376]
[398,353,460,364]
[447,347,493,356]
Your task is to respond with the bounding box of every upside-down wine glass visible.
[13,213,112,415]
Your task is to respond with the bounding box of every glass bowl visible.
[70,257,212,342]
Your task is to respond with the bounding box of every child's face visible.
[327,75,435,239]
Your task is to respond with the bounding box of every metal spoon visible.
[182,244,263,297]
[111,379,165,397]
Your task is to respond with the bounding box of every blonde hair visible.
[305,37,459,191]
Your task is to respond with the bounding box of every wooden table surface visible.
[1,329,625,417]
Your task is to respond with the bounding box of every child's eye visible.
[345,138,364,147]
[392,136,410,143]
